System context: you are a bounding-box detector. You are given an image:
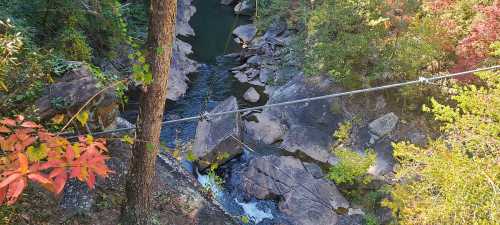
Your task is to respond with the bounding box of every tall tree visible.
[121,0,177,224]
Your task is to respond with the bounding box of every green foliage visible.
[129,51,153,86]
[333,121,352,145]
[55,27,92,62]
[384,71,500,224]
[328,148,376,185]
[362,212,380,225]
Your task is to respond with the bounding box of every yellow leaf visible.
[76,111,89,126]
[121,135,134,145]
[0,81,8,91]
[51,114,65,124]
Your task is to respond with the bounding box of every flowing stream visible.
[125,0,280,224]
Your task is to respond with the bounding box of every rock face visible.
[36,63,118,130]
[246,75,344,164]
[243,87,260,103]
[193,97,243,170]
[168,0,198,101]
[234,0,255,15]
[232,24,257,43]
[239,155,349,225]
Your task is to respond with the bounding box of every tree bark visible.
[120,0,177,224]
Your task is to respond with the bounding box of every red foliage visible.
[0,116,111,205]
[453,1,500,72]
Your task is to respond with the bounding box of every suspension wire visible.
[63,65,500,139]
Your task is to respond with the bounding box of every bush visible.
[384,71,500,224]
[55,27,92,62]
[328,148,376,185]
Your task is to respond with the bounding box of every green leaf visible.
[186,150,197,162]
[143,72,153,84]
[76,111,89,126]
[121,135,134,145]
[138,56,146,64]
[26,144,48,162]
[241,215,250,224]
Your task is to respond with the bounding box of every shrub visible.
[383,71,500,224]
[0,116,111,205]
[328,148,376,185]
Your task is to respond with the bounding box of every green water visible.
[184,0,249,63]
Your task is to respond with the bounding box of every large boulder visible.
[244,113,287,144]
[36,63,118,130]
[243,87,260,103]
[245,75,344,165]
[238,155,349,225]
[193,97,243,170]
[234,0,255,15]
[368,112,399,142]
[233,24,257,43]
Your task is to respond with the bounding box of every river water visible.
[124,1,282,223]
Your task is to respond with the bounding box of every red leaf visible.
[0,118,16,127]
[28,173,52,185]
[6,177,26,205]
[49,168,66,179]
[0,187,6,204]
[0,173,22,189]
[20,121,41,128]
[86,172,96,189]
[0,126,10,133]
[15,115,24,122]
[54,172,67,194]
[17,153,29,174]
[66,145,75,161]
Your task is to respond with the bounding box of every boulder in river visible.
[245,75,344,165]
[233,24,257,44]
[243,87,260,103]
[193,97,243,170]
[220,0,236,5]
[238,155,349,225]
[234,0,255,15]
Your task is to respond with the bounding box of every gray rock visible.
[244,113,286,144]
[35,64,118,130]
[233,24,257,43]
[234,0,255,15]
[59,180,94,217]
[368,140,395,177]
[263,19,288,39]
[246,55,262,65]
[368,112,399,138]
[259,68,273,83]
[231,63,249,71]
[281,125,339,165]
[240,156,349,225]
[234,71,249,83]
[243,87,260,103]
[303,162,324,179]
[193,97,243,170]
[247,75,344,165]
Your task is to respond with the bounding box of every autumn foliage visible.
[0,116,111,205]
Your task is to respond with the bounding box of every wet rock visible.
[245,68,260,79]
[193,97,243,170]
[244,113,287,144]
[234,0,255,15]
[233,24,257,43]
[36,63,118,130]
[243,87,260,103]
[368,112,399,140]
[240,155,349,225]
[231,63,249,71]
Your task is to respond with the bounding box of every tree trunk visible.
[120,0,177,224]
